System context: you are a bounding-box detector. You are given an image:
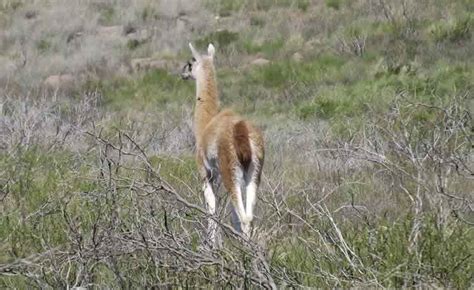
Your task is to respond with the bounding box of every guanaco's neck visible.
[194,61,219,144]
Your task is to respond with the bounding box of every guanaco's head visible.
[181,43,215,81]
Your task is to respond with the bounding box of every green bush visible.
[250,15,266,27]
[0,0,23,11]
[325,0,342,10]
[196,30,239,49]
[205,0,246,16]
[430,15,472,43]
[269,214,473,288]
[127,39,139,50]
[242,38,285,57]
[98,5,115,25]
[36,39,51,53]
[300,98,339,119]
[297,0,310,12]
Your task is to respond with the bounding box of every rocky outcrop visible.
[250,58,270,66]
[44,74,75,89]
[130,58,177,73]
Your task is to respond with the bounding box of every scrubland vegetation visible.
[1,0,473,288]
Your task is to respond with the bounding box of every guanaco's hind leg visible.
[245,177,257,225]
[243,158,262,235]
[222,165,250,236]
[202,180,217,247]
[198,153,219,248]
[233,175,251,235]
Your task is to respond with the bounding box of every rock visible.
[96,25,123,39]
[292,52,303,62]
[250,58,270,66]
[131,58,152,72]
[25,10,38,19]
[176,17,189,34]
[131,58,176,72]
[0,56,16,74]
[123,24,137,35]
[127,29,150,42]
[304,39,321,51]
[44,74,75,89]
[118,64,132,75]
[67,31,83,43]
[149,60,171,70]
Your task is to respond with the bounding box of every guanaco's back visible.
[181,43,264,243]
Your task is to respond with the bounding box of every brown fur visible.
[188,46,265,236]
[198,109,265,213]
[233,121,252,170]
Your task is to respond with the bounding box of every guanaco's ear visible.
[207,43,215,58]
[189,43,201,61]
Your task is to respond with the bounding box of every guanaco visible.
[181,43,264,244]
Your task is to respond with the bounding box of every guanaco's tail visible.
[233,120,252,170]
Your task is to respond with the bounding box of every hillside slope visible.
[1,0,473,288]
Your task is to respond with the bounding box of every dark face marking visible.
[181,57,196,80]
